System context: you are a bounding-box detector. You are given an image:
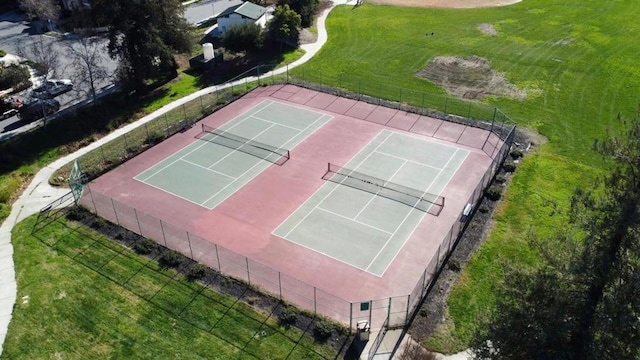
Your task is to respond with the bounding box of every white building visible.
[216,2,268,35]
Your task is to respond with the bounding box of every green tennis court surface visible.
[135,100,332,209]
[273,130,469,276]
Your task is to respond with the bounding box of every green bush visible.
[485,185,503,201]
[0,64,29,90]
[419,308,429,318]
[495,174,507,184]
[503,160,517,172]
[144,131,165,146]
[448,258,462,272]
[159,250,184,268]
[278,305,300,326]
[478,204,490,213]
[313,319,336,342]
[187,263,207,280]
[133,238,157,255]
[0,50,6,57]
[510,148,524,159]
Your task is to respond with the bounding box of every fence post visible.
[368,300,373,327]
[444,97,448,114]
[349,303,353,331]
[421,267,428,297]
[358,79,362,100]
[245,77,248,92]
[339,73,342,94]
[123,133,129,151]
[100,146,107,165]
[387,297,392,325]
[186,232,194,259]
[278,271,282,299]
[132,208,143,235]
[111,198,120,225]
[286,64,289,82]
[144,123,150,139]
[421,93,425,113]
[405,296,411,325]
[399,88,402,105]
[246,258,251,284]
[214,244,222,271]
[182,104,187,121]
[88,185,98,214]
[378,83,382,104]
[159,220,168,246]
[314,287,317,314]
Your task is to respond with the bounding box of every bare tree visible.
[15,37,62,79]
[65,35,111,100]
[18,0,60,32]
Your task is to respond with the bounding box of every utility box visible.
[357,321,370,342]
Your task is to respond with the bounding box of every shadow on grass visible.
[30,207,351,359]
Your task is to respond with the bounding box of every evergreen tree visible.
[267,5,302,46]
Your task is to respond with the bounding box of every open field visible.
[4,213,343,359]
[292,0,639,352]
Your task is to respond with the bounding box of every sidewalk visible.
[0,0,350,354]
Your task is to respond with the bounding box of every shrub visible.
[65,207,86,221]
[313,319,336,342]
[503,160,517,172]
[278,305,300,325]
[0,50,6,57]
[510,148,524,159]
[0,64,29,90]
[419,308,429,318]
[485,185,502,201]
[448,258,461,272]
[144,131,164,146]
[159,250,184,268]
[133,238,157,255]
[495,174,507,184]
[187,263,207,280]
[478,204,490,213]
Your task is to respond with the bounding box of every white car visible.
[31,79,73,99]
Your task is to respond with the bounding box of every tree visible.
[65,34,111,100]
[473,116,640,359]
[93,0,192,92]
[18,0,60,32]
[16,37,62,78]
[276,0,319,28]
[267,4,301,46]
[220,23,264,55]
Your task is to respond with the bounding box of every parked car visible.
[31,79,73,99]
[18,99,60,122]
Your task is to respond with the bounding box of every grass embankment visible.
[293,0,639,352]
[4,214,340,359]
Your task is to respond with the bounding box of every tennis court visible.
[134,100,332,209]
[273,129,469,276]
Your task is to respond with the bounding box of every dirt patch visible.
[408,128,547,353]
[365,0,521,9]
[416,56,527,101]
[299,28,317,45]
[478,23,497,36]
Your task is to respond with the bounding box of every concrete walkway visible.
[0,0,349,354]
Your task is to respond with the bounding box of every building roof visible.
[217,2,266,20]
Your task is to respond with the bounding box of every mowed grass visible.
[293,0,640,352]
[3,214,337,359]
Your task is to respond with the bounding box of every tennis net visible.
[197,124,290,165]
[322,163,445,216]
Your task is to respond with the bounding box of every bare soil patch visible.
[416,56,526,101]
[365,0,521,9]
[478,23,497,36]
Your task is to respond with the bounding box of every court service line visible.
[179,159,237,180]
[388,130,462,153]
[374,150,443,171]
[250,115,305,131]
[134,100,275,182]
[315,207,393,235]
[353,159,407,221]
[200,113,331,209]
[365,149,460,272]
[134,175,226,209]
[374,148,468,275]
[200,123,278,204]
[268,99,330,119]
[280,131,394,239]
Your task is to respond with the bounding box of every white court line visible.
[266,99,330,119]
[388,129,462,153]
[200,123,278,204]
[353,159,407,221]
[371,148,468,275]
[316,206,393,235]
[134,100,274,182]
[250,115,305,131]
[280,131,394,239]
[135,174,232,209]
[200,114,332,209]
[374,150,443,171]
[179,159,237,180]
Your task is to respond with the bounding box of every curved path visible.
[0,0,347,353]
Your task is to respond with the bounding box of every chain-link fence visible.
[61,64,515,332]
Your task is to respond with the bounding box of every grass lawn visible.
[4,213,340,359]
[292,0,640,352]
